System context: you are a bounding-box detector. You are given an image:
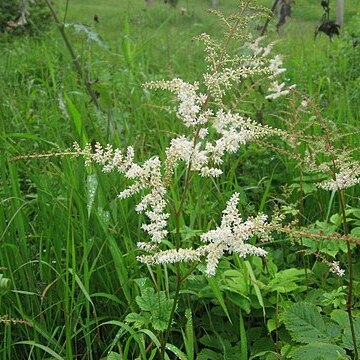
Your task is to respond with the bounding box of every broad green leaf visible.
[283,303,329,343]
[125,312,148,329]
[265,268,307,294]
[136,287,158,312]
[135,287,173,331]
[291,343,347,360]
[331,309,349,329]
[222,269,249,295]
[342,317,360,351]
[351,227,360,238]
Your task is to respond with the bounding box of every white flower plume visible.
[138,193,273,276]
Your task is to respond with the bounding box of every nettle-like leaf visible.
[134,287,174,331]
[290,343,348,360]
[283,303,330,343]
[125,312,150,329]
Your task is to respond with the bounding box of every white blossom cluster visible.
[146,79,209,128]
[317,167,360,191]
[138,193,272,276]
[246,36,295,100]
[74,28,285,275]
[163,107,281,179]
[329,261,345,277]
[304,149,360,192]
[266,82,296,100]
[74,142,169,245]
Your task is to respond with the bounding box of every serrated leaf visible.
[136,287,157,312]
[152,318,169,331]
[125,312,148,329]
[283,303,329,343]
[135,287,173,331]
[291,343,347,360]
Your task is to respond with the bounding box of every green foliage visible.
[283,302,332,343]
[265,268,308,294]
[291,343,348,360]
[0,274,10,295]
[0,0,50,36]
[126,287,174,331]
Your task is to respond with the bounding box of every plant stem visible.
[43,0,101,109]
[159,3,253,357]
[339,189,358,359]
[160,263,182,359]
[260,0,280,36]
[320,124,358,359]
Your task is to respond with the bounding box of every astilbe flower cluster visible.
[302,141,360,192]
[138,193,278,276]
[74,6,293,275]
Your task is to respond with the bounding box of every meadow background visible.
[1,0,360,359]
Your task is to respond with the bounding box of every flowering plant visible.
[74,4,292,278]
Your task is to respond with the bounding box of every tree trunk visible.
[212,0,219,6]
[145,0,154,5]
[336,0,344,27]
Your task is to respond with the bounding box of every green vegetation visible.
[1,0,360,359]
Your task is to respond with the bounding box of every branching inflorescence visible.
[74,2,295,276]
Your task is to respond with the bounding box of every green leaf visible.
[196,348,222,360]
[15,341,63,360]
[125,312,149,329]
[331,309,349,329]
[342,317,360,351]
[350,227,360,238]
[0,274,10,295]
[86,174,98,218]
[245,260,266,317]
[105,352,122,360]
[283,303,330,343]
[135,287,173,331]
[182,308,194,360]
[207,276,232,322]
[265,268,307,294]
[165,343,188,360]
[64,93,88,145]
[291,343,347,360]
[136,287,157,312]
